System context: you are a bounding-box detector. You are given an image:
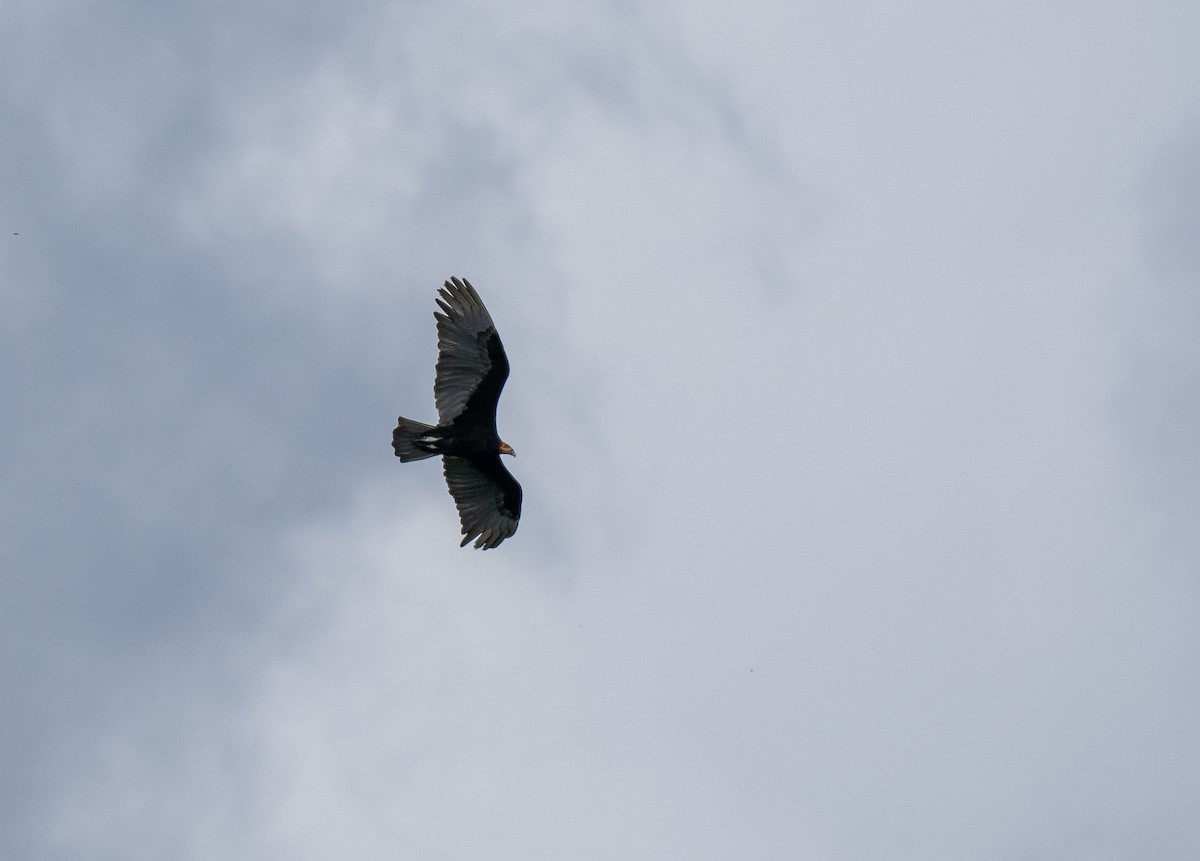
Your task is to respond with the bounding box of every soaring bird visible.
[392,277,521,549]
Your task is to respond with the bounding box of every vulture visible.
[392,277,521,549]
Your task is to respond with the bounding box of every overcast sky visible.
[3,1,1200,858]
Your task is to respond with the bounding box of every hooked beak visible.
[499,441,516,457]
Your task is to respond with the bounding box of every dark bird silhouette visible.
[392,277,521,549]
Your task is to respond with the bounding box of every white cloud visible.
[9,1,1200,858]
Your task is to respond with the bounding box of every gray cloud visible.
[3,1,1200,859]
[1121,118,1200,558]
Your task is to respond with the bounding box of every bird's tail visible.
[392,417,439,462]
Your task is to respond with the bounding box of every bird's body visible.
[392,277,521,549]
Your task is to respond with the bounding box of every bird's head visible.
[499,441,516,457]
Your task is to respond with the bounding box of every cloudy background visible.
[3,1,1200,858]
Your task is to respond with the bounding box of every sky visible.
[3,1,1200,858]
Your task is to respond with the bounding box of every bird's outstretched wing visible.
[442,455,522,549]
[433,277,510,425]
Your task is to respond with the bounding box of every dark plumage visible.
[392,277,521,549]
